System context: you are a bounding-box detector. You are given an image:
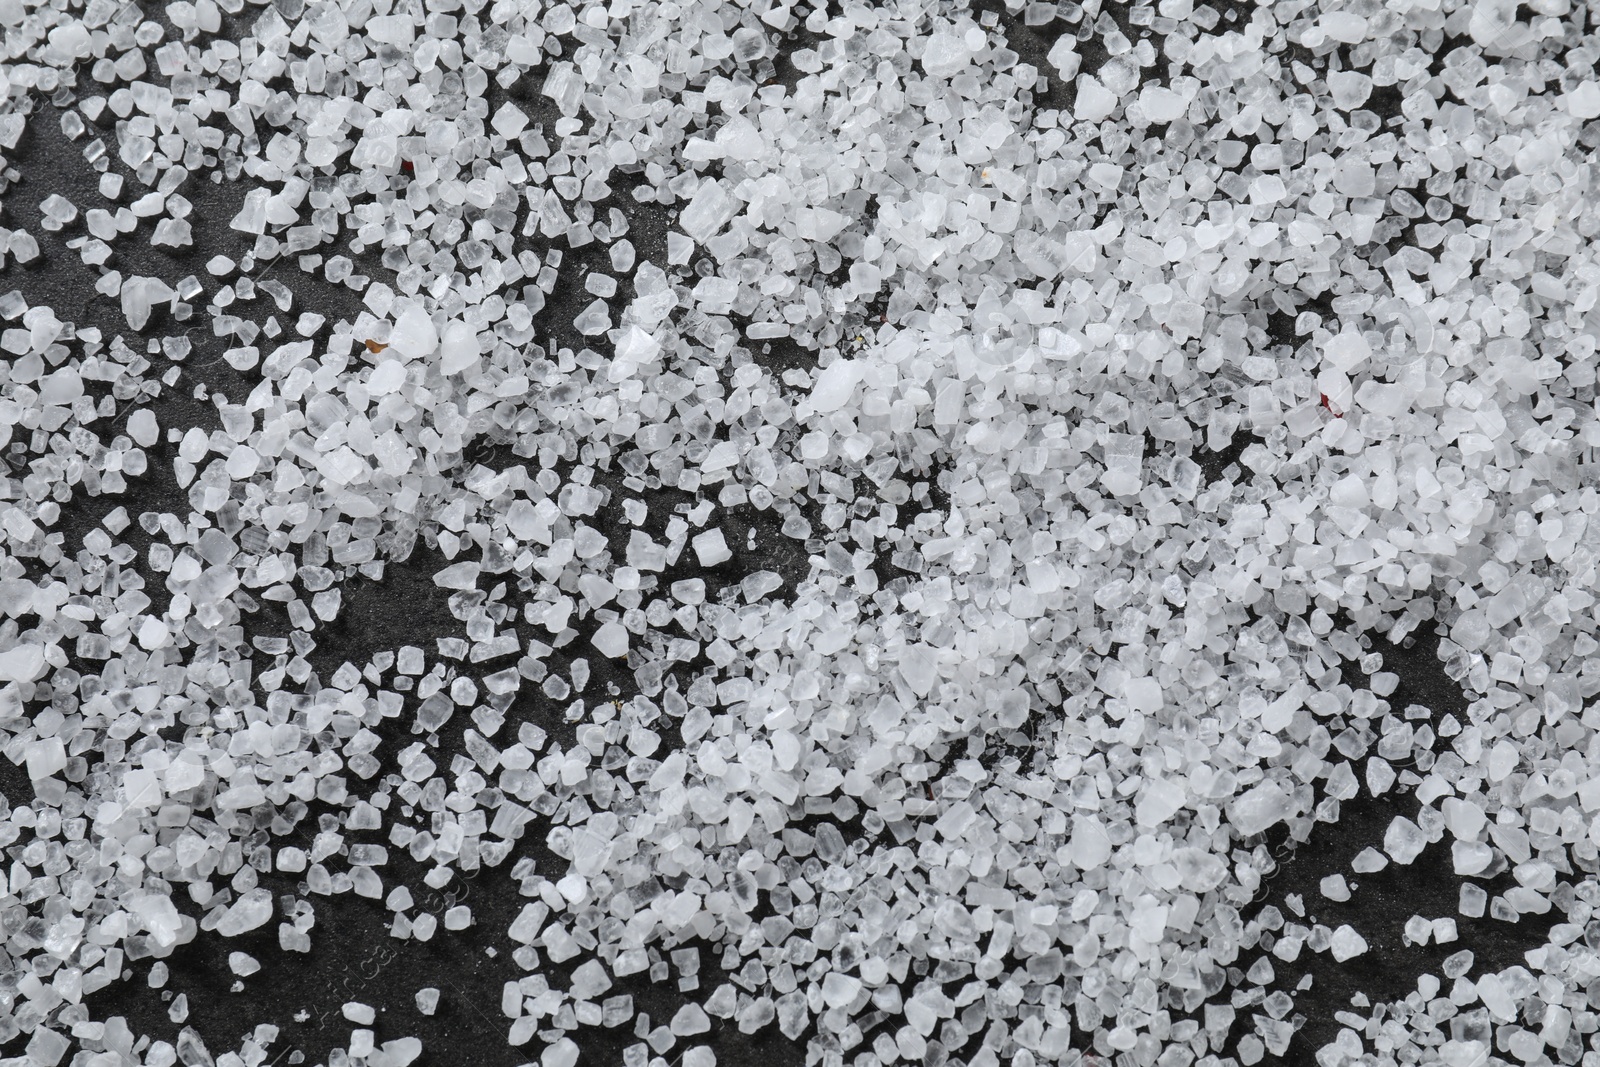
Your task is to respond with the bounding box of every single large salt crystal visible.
[389,305,438,359]
[1323,329,1371,371]
[810,359,861,413]
[592,622,629,658]
[217,889,273,935]
[1069,814,1112,869]
[1136,778,1185,827]
[0,643,45,682]
[1383,816,1427,864]
[441,321,479,374]
[1075,76,1119,122]
[369,359,407,395]
[1567,82,1600,119]
[1229,781,1289,836]
[921,32,971,79]
[1329,925,1367,962]
[1138,85,1188,122]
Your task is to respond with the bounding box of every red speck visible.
[401,159,414,174]
[1319,393,1343,418]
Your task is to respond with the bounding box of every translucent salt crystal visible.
[1228,781,1289,836]
[369,360,407,395]
[1320,874,1350,901]
[574,299,611,336]
[1324,329,1370,371]
[229,952,259,976]
[1327,71,1372,110]
[128,408,159,447]
[1070,814,1112,869]
[0,644,46,682]
[441,320,479,374]
[678,181,736,243]
[1486,740,1518,781]
[231,189,269,234]
[343,1003,376,1024]
[217,888,274,935]
[671,1004,711,1036]
[592,622,629,658]
[1433,917,1459,943]
[1329,925,1368,962]
[920,32,972,78]
[1366,757,1395,796]
[809,359,861,413]
[40,194,77,224]
[1046,37,1079,80]
[775,992,809,1039]
[491,103,528,139]
[415,989,440,1015]
[542,1038,579,1067]
[682,1049,715,1067]
[692,529,731,567]
[444,906,471,930]
[1443,949,1474,979]
[1351,847,1388,873]
[1138,85,1188,122]
[374,1038,422,1067]
[1319,11,1368,42]
[1404,915,1432,946]
[1476,973,1515,1021]
[1075,75,1119,121]
[121,275,174,331]
[822,972,862,1009]
[1567,82,1600,119]
[1135,777,1185,827]
[1459,883,1487,917]
[389,305,438,359]
[176,1028,212,1067]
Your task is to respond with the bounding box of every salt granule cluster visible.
[0,0,1598,1065]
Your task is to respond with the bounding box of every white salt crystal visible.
[389,305,438,359]
[1476,973,1515,1021]
[1320,874,1350,902]
[343,1003,376,1024]
[1228,781,1289,836]
[1070,814,1112,870]
[491,103,529,139]
[1138,85,1188,123]
[809,359,861,413]
[1075,76,1119,122]
[1135,777,1185,827]
[128,408,159,447]
[441,320,480,375]
[369,359,407,395]
[0,643,46,682]
[1351,847,1389,873]
[1324,329,1370,371]
[1327,71,1372,110]
[921,32,972,78]
[1047,37,1079,81]
[229,952,260,976]
[216,889,273,935]
[415,989,440,1015]
[670,1004,711,1036]
[542,1038,579,1067]
[1568,82,1600,119]
[592,622,629,658]
[692,529,731,567]
[1330,925,1368,962]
